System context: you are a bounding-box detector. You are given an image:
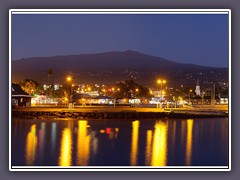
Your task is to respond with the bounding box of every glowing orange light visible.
[66,76,72,81]
[157,79,166,84]
[99,129,105,133]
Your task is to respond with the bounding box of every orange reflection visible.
[115,128,119,139]
[185,119,194,166]
[38,123,46,160]
[151,121,168,166]
[26,124,38,165]
[171,121,176,152]
[58,128,72,166]
[145,130,153,166]
[77,121,91,166]
[181,121,186,148]
[130,120,139,166]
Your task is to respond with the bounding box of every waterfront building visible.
[12,83,32,107]
[220,94,228,104]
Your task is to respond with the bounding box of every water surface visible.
[11,118,229,167]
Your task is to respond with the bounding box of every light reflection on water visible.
[185,119,194,166]
[151,121,168,166]
[145,130,152,166]
[12,118,228,166]
[77,121,90,166]
[25,125,37,165]
[130,120,139,166]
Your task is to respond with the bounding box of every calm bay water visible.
[11,118,229,167]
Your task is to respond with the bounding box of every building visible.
[31,94,58,105]
[220,94,228,104]
[12,83,32,107]
[195,79,201,96]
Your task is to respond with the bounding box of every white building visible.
[195,79,201,96]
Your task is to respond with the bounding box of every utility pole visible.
[189,89,192,105]
[201,91,205,108]
[211,84,215,106]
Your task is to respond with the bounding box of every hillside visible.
[12,50,228,87]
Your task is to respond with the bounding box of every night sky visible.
[11,13,229,67]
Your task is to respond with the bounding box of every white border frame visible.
[9,9,231,172]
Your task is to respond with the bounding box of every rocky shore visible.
[12,109,228,120]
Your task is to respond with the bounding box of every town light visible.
[157,79,166,84]
[156,79,167,108]
[67,76,72,82]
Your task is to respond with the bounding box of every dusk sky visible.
[11,13,229,67]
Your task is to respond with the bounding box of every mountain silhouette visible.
[12,50,228,87]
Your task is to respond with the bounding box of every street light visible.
[157,79,166,108]
[135,88,139,98]
[67,76,72,82]
[66,76,73,109]
[150,90,153,95]
[189,89,192,105]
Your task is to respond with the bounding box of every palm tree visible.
[47,68,53,85]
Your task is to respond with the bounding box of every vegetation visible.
[108,80,152,99]
[19,79,40,95]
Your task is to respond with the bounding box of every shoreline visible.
[12,107,228,120]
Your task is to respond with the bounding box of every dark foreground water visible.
[11,118,229,167]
